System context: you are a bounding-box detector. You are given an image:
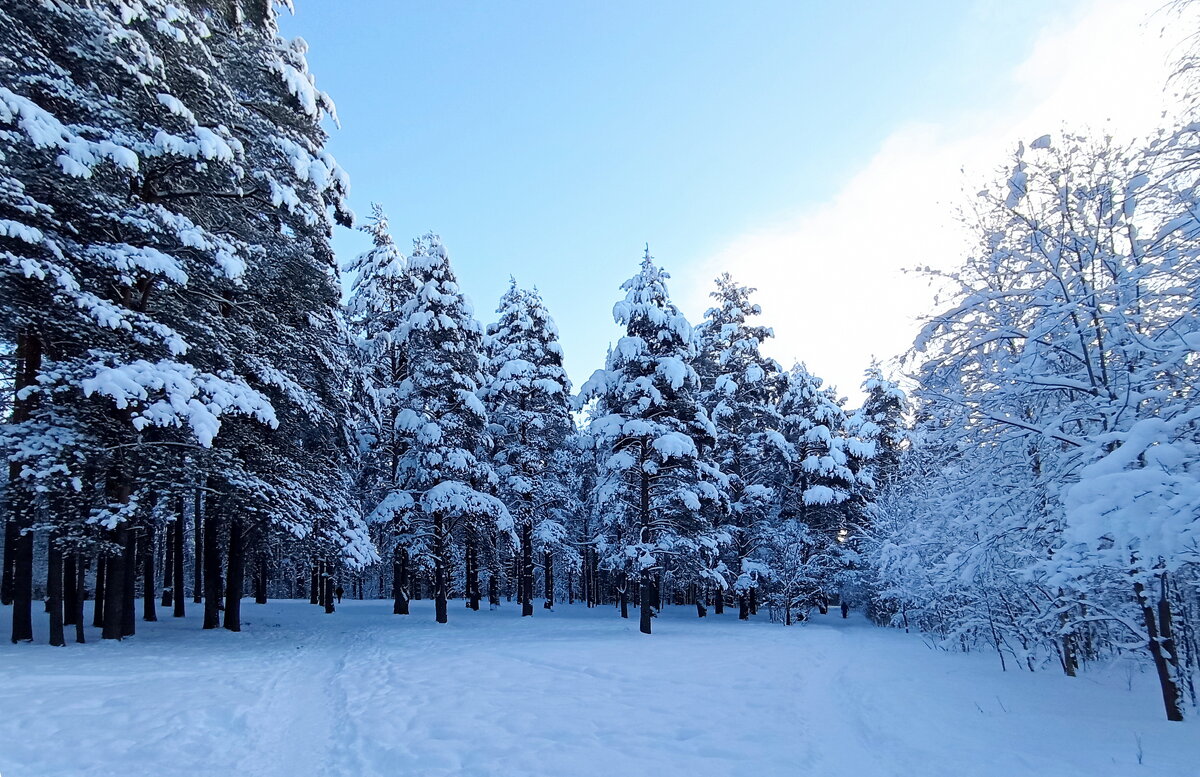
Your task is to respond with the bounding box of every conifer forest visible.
[2,2,1200,775]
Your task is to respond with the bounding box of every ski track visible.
[1,599,1197,777]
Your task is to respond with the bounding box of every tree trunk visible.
[434,513,447,624]
[173,509,185,618]
[738,594,749,621]
[93,555,106,628]
[619,571,629,619]
[143,523,157,622]
[102,533,126,640]
[465,537,480,611]
[714,586,724,615]
[193,484,203,604]
[749,585,758,616]
[73,556,86,643]
[161,520,173,608]
[488,571,500,608]
[1,518,16,605]
[8,505,33,644]
[63,553,78,626]
[393,548,409,615]
[543,550,554,609]
[1135,578,1184,722]
[223,518,243,631]
[7,333,39,640]
[639,571,653,635]
[521,521,534,617]
[47,535,65,646]
[322,562,335,614]
[203,507,222,630]
[254,550,268,605]
[120,530,137,637]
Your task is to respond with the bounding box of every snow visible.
[1,600,1194,777]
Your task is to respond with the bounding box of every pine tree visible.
[482,280,574,615]
[346,204,416,614]
[773,364,862,617]
[394,235,509,623]
[694,274,789,617]
[579,248,726,634]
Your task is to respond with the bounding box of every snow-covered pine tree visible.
[345,204,416,614]
[0,0,286,641]
[482,280,574,615]
[394,235,510,624]
[855,362,907,493]
[693,274,789,617]
[177,2,375,630]
[772,364,864,619]
[578,248,726,634]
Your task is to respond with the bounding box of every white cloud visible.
[682,0,1182,404]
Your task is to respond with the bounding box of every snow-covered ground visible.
[0,600,1195,777]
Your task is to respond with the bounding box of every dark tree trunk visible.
[63,553,78,626]
[102,533,126,640]
[520,521,534,617]
[434,513,447,624]
[543,550,554,609]
[173,509,185,618]
[714,586,724,615]
[93,555,106,628]
[254,550,268,605]
[619,572,629,619]
[639,572,653,635]
[488,571,500,608]
[310,563,319,605]
[120,530,137,637]
[7,333,39,640]
[161,520,174,608]
[193,486,203,604]
[47,535,65,646]
[695,584,707,618]
[1135,578,1184,722]
[466,538,480,611]
[738,594,749,621]
[321,562,335,614]
[203,507,222,630]
[223,518,243,631]
[8,504,33,644]
[1,518,16,605]
[749,586,758,616]
[73,556,86,643]
[393,549,409,615]
[143,523,157,622]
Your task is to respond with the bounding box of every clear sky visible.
[279,0,1176,403]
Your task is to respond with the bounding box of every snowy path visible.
[0,600,1195,777]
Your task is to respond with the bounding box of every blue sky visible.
[279,0,1169,401]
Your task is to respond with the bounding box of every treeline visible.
[0,0,896,650]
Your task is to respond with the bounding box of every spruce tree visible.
[394,235,509,623]
[482,281,574,615]
[579,248,726,634]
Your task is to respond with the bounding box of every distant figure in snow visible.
[840,601,850,619]
[335,585,344,604]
